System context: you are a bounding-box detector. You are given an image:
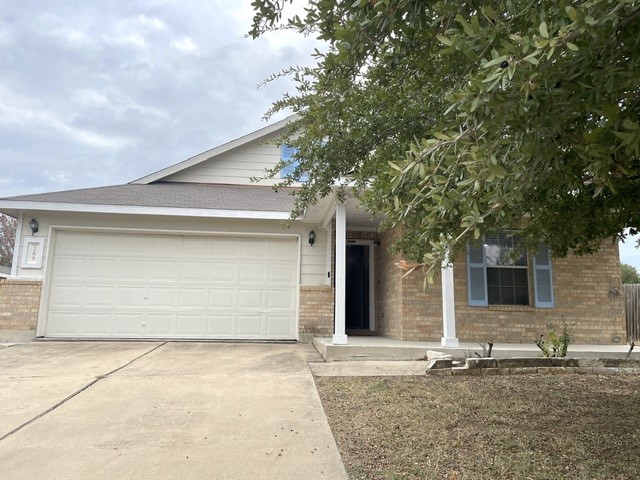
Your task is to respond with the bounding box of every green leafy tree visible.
[622,262,640,284]
[251,0,640,276]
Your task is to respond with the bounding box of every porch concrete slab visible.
[310,360,429,377]
[0,342,347,480]
[313,336,638,362]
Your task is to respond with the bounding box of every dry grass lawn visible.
[315,374,640,480]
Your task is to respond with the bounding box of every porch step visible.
[313,337,446,362]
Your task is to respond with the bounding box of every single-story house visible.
[0,116,627,345]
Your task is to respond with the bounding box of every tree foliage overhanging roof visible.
[250,0,640,275]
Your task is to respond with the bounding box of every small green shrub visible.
[535,322,570,357]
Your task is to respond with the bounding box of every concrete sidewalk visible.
[0,342,347,480]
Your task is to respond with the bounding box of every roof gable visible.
[132,115,295,185]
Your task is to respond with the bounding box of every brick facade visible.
[298,285,334,342]
[454,241,626,344]
[375,238,626,345]
[0,278,42,331]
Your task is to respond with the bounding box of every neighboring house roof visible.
[0,183,298,220]
[132,114,296,185]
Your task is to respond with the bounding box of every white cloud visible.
[102,33,148,48]
[171,36,198,54]
[0,87,133,149]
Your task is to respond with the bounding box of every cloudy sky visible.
[0,0,638,268]
[0,0,317,196]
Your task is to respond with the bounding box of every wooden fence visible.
[625,284,640,342]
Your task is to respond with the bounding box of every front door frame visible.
[346,238,375,332]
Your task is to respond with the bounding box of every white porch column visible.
[332,202,348,345]
[441,251,459,348]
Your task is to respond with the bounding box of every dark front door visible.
[346,244,370,330]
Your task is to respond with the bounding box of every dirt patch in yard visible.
[315,374,640,480]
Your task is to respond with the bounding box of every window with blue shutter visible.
[467,233,554,308]
[280,145,308,182]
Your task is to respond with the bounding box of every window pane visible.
[468,244,484,264]
[487,267,529,305]
[484,233,526,266]
[469,267,486,301]
[535,244,550,266]
[536,270,553,303]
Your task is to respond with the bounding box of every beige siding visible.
[13,212,327,286]
[164,138,284,186]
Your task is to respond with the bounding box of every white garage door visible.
[44,231,299,339]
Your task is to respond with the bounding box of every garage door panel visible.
[52,257,86,280]
[240,238,268,258]
[49,285,85,308]
[46,232,298,340]
[268,263,297,284]
[208,288,236,308]
[90,235,122,255]
[145,314,174,336]
[116,287,146,307]
[47,312,83,336]
[121,236,148,255]
[150,260,180,280]
[175,314,205,336]
[180,261,208,282]
[84,313,114,335]
[120,260,148,281]
[56,232,89,254]
[239,263,266,283]
[114,313,145,335]
[87,258,119,279]
[151,236,181,257]
[269,240,295,258]
[238,289,264,309]
[85,286,117,307]
[265,315,294,336]
[213,238,241,256]
[266,289,296,309]
[209,262,236,283]
[237,315,262,336]
[205,314,235,335]
[147,287,175,308]
[177,288,206,308]
[182,237,213,258]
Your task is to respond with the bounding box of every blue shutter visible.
[467,242,488,306]
[533,244,554,308]
[280,145,308,181]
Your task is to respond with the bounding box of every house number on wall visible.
[22,237,45,269]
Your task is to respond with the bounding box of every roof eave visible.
[0,200,295,221]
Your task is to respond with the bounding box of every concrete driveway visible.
[0,342,347,480]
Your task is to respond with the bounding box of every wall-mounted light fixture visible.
[308,230,316,246]
[29,218,39,235]
[374,239,381,246]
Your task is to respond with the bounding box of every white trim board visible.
[0,201,293,220]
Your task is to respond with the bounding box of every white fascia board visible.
[0,201,292,220]
[132,115,297,185]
